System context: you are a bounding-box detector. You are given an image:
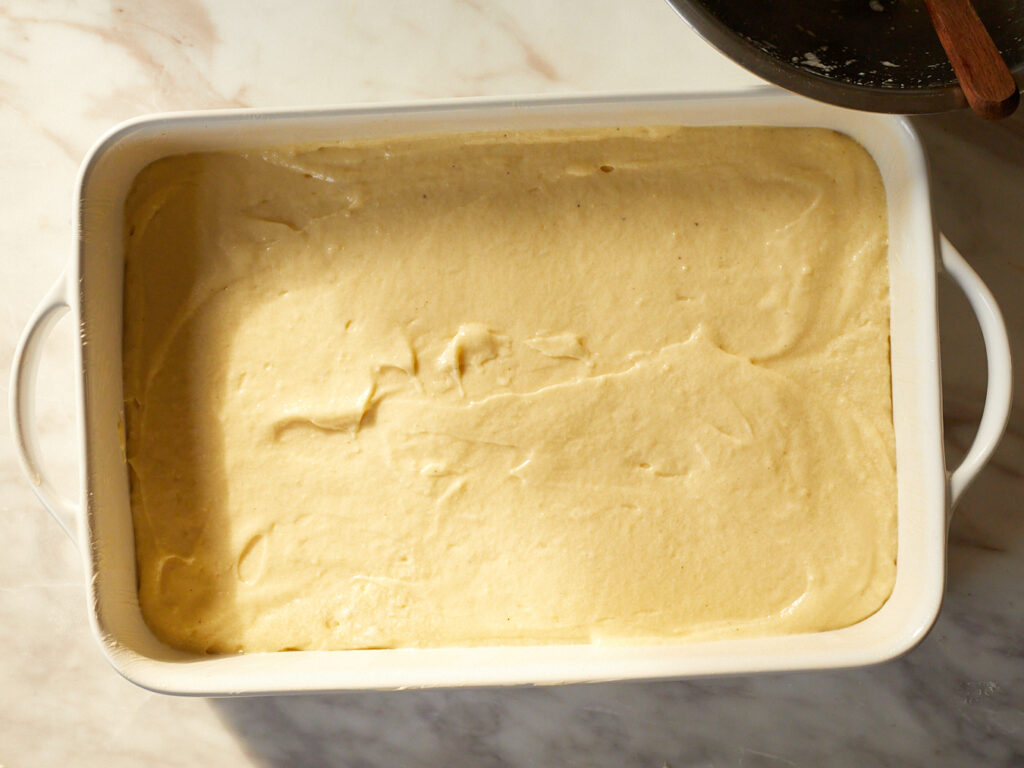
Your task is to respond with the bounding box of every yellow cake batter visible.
[123,126,896,654]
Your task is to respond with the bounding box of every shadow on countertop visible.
[210,622,1024,767]
[210,110,1024,768]
[919,109,1024,581]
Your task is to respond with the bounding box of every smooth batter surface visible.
[123,126,896,654]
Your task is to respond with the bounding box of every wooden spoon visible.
[922,0,1020,119]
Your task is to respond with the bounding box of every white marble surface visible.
[1,1,1022,765]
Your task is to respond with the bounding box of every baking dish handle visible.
[939,235,1013,515]
[9,271,81,546]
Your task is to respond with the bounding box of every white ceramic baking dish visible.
[10,91,1012,696]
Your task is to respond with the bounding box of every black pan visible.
[666,0,1024,113]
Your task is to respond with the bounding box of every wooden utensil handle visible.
[923,0,1019,119]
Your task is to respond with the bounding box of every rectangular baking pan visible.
[10,90,1012,695]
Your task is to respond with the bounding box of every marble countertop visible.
[2,1,1022,765]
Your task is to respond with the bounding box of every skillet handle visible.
[9,272,81,546]
[939,235,1013,515]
